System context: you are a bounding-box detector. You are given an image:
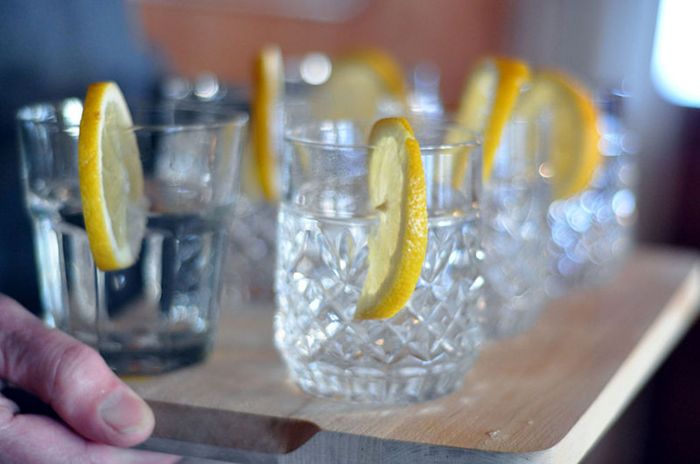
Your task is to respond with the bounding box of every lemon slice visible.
[78,82,145,271]
[453,56,531,181]
[251,45,284,201]
[342,49,408,99]
[312,49,407,120]
[516,70,601,199]
[355,118,428,320]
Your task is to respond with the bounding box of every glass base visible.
[481,308,542,340]
[101,343,210,375]
[286,361,474,404]
[544,254,627,298]
[479,292,548,340]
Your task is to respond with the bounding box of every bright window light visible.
[651,0,700,107]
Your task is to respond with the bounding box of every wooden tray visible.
[128,247,700,463]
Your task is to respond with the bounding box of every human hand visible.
[0,295,178,463]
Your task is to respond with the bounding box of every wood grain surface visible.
[128,247,700,463]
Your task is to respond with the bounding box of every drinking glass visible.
[479,119,550,338]
[225,196,279,303]
[275,118,484,403]
[18,99,248,374]
[225,98,305,304]
[545,90,637,295]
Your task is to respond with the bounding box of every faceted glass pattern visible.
[275,204,483,403]
[224,198,277,303]
[546,151,636,295]
[480,179,549,338]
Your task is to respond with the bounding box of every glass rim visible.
[285,118,481,153]
[16,99,249,132]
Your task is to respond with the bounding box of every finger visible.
[0,399,178,464]
[0,295,154,447]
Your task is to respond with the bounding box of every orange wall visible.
[136,0,514,106]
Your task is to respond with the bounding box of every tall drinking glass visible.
[479,119,550,338]
[275,119,484,403]
[18,99,248,374]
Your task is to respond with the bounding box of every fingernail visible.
[99,388,154,436]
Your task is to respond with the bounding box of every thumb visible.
[0,295,154,447]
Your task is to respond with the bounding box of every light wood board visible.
[128,247,700,463]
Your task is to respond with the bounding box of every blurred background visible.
[1,0,698,462]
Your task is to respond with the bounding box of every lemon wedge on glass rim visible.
[355,117,428,321]
[515,69,602,200]
[78,81,146,271]
[451,56,531,183]
[251,45,284,201]
[312,49,408,120]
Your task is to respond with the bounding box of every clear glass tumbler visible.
[479,120,551,338]
[275,118,484,403]
[225,197,278,304]
[18,99,248,374]
[226,98,298,304]
[545,90,637,295]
